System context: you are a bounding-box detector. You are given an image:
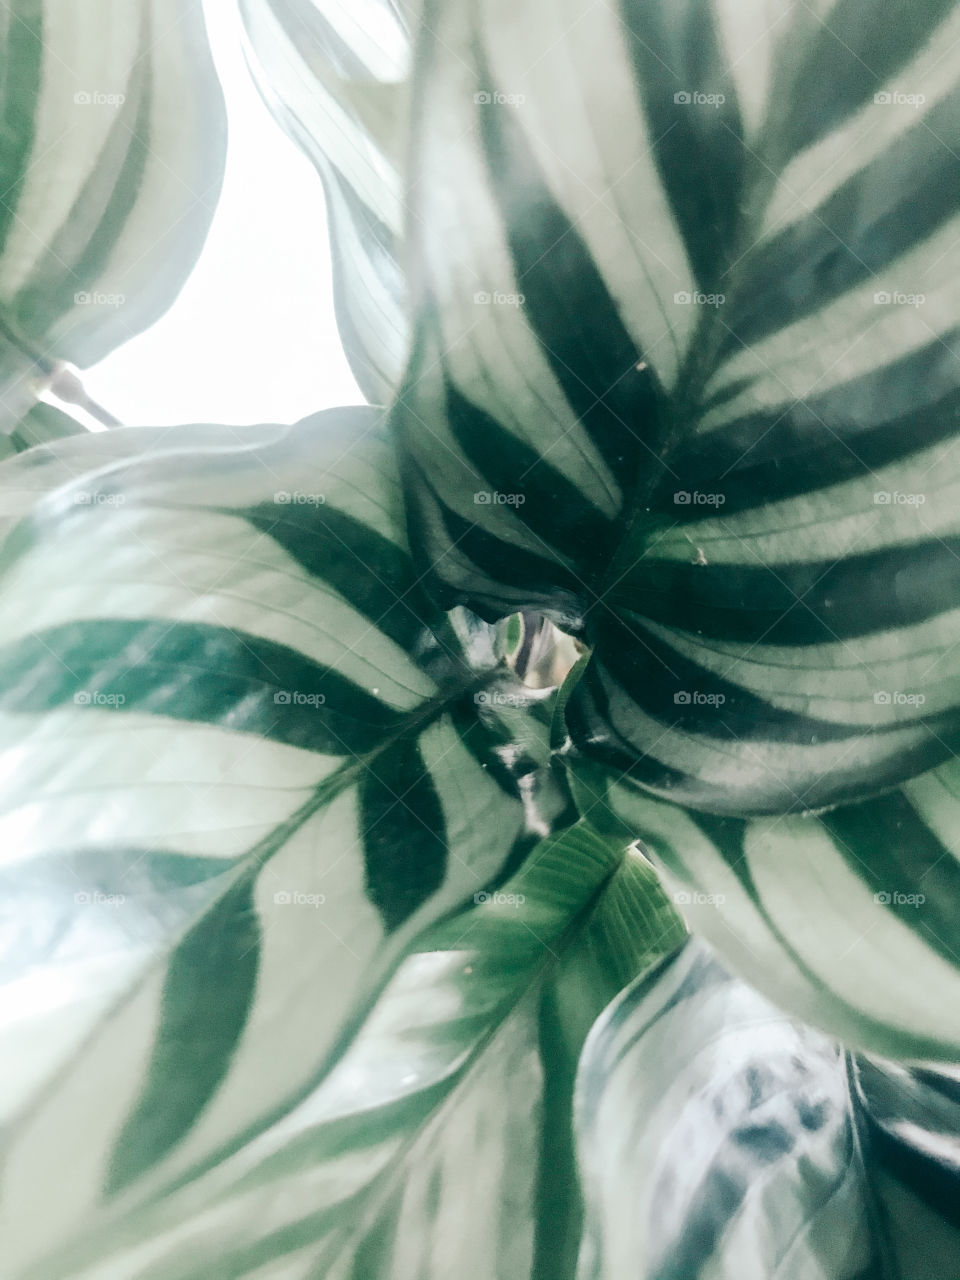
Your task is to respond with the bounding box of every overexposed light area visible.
[83,0,363,427]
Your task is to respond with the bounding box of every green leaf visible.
[576,942,960,1280]
[493,609,525,664]
[535,849,689,1279]
[240,0,410,402]
[852,1056,960,1279]
[9,825,684,1279]
[576,940,956,1280]
[0,408,576,1271]
[104,874,262,1194]
[0,1,226,431]
[569,755,960,1059]
[8,401,86,452]
[391,0,960,815]
[0,422,288,542]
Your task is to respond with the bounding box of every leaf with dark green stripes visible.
[0,408,576,1270]
[0,422,287,543]
[0,402,86,462]
[9,826,685,1280]
[106,876,261,1194]
[390,0,960,816]
[852,1055,960,1279]
[7,2,960,1274]
[575,939,960,1280]
[240,0,410,402]
[0,1,225,433]
[569,755,960,1058]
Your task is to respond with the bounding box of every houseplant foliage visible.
[239,0,410,401]
[393,0,960,1058]
[0,0,226,438]
[1,1,960,1278]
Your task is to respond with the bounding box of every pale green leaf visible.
[576,940,960,1280]
[389,0,960,817]
[0,1,226,430]
[0,409,571,1271]
[8,825,683,1279]
[239,0,409,402]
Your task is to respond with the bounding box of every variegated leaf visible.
[0,408,571,1271]
[392,0,960,816]
[7,826,684,1279]
[0,0,226,429]
[576,940,960,1279]
[0,400,84,464]
[240,0,410,402]
[570,755,960,1058]
[852,1055,960,1279]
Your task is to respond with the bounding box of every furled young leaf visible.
[575,940,960,1280]
[570,755,960,1059]
[0,1,226,430]
[392,0,960,816]
[535,848,689,1279]
[0,408,574,1272]
[240,0,410,402]
[10,826,684,1280]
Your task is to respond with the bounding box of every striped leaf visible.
[570,756,960,1059]
[0,421,287,540]
[852,1056,960,1279]
[392,0,960,815]
[9,826,685,1279]
[0,402,83,465]
[0,0,225,430]
[0,408,576,1271]
[575,940,960,1280]
[240,0,410,402]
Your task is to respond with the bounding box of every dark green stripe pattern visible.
[0,409,567,1269]
[392,0,960,816]
[568,751,960,1059]
[0,1,226,434]
[10,826,684,1280]
[575,940,960,1280]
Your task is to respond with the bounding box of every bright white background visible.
[83,1,363,426]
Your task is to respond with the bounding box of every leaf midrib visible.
[5,665,503,1145]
